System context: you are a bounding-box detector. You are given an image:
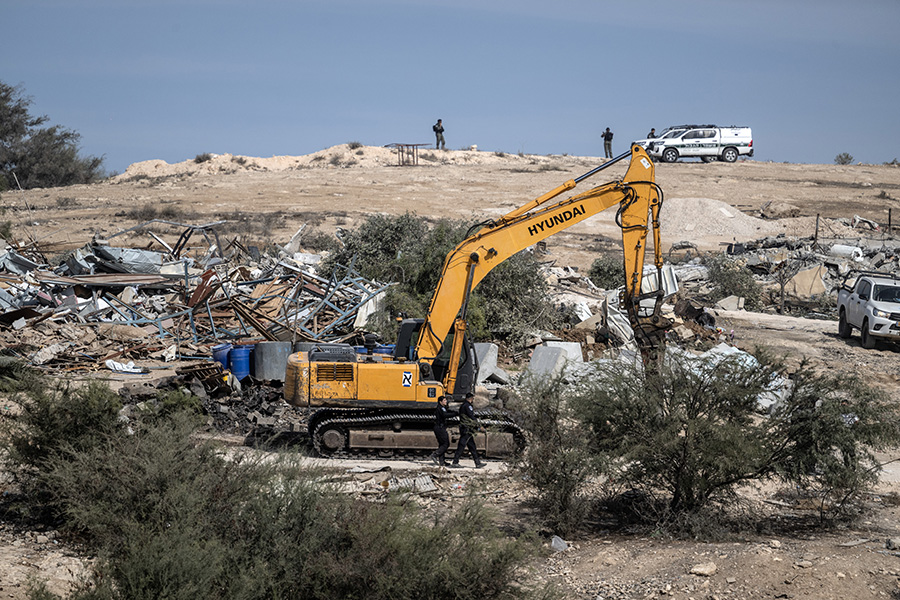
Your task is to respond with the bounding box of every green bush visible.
[510,371,594,536]
[572,352,900,521]
[704,253,762,309]
[835,152,854,165]
[322,214,560,348]
[2,378,122,479]
[7,379,548,600]
[587,254,624,289]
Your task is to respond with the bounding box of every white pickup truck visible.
[634,125,753,163]
[837,272,900,348]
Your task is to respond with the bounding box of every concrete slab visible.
[544,340,584,363]
[526,345,567,378]
[473,343,499,384]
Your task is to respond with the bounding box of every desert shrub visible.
[194,153,213,163]
[574,353,778,515]
[0,376,122,516]
[14,386,547,600]
[322,213,560,348]
[474,250,562,348]
[834,152,854,165]
[298,227,338,252]
[572,352,900,522]
[0,219,11,241]
[0,357,43,395]
[704,253,762,309]
[767,365,900,517]
[510,371,594,536]
[125,203,183,223]
[587,254,624,289]
[347,141,363,150]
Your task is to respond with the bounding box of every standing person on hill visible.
[449,393,485,468]
[433,119,446,150]
[429,395,456,466]
[602,127,614,158]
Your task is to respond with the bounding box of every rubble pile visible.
[0,220,390,373]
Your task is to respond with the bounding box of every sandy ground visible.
[3,146,900,598]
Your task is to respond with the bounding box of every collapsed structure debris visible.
[0,219,390,373]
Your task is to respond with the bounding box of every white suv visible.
[634,125,753,163]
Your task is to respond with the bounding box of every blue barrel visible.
[212,344,232,370]
[228,345,253,380]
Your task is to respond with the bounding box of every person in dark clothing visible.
[647,128,656,138]
[602,127,614,158]
[429,396,456,466]
[433,119,446,150]
[449,393,484,468]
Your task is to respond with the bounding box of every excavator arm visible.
[416,144,668,390]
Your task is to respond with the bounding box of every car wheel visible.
[722,147,739,163]
[860,318,877,349]
[662,148,679,163]
[701,155,718,163]
[838,309,852,338]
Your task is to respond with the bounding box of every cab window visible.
[857,280,871,299]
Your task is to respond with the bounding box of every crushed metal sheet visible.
[388,475,438,493]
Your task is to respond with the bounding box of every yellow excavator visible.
[284,144,669,455]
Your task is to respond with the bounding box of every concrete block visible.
[715,295,745,311]
[473,343,499,384]
[526,346,567,378]
[487,367,510,385]
[544,340,584,363]
[575,312,604,330]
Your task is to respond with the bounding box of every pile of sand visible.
[660,197,786,240]
[113,144,589,182]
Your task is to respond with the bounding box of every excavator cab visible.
[393,318,476,399]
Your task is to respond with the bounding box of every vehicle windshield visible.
[661,129,685,139]
[873,284,900,303]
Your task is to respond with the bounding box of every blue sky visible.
[4,0,898,174]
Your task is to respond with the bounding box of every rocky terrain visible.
[3,146,900,598]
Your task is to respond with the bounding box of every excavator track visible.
[309,407,524,459]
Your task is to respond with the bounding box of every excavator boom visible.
[415,144,665,368]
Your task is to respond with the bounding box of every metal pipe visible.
[574,148,633,183]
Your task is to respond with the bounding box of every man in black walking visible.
[449,393,485,468]
[429,395,455,466]
[602,127,614,158]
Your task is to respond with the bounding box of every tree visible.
[0,81,105,190]
[835,152,854,165]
